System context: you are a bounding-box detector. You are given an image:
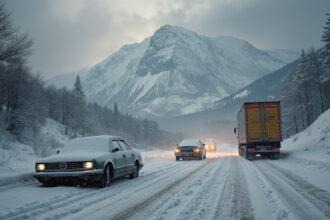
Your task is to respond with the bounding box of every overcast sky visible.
[6,0,330,78]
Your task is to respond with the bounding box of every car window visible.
[112,140,122,151]
[125,141,132,150]
[118,140,130,151]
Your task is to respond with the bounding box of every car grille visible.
[179,147,196,152]
[45,162,84,171]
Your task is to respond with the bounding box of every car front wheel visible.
[101,165,112,188]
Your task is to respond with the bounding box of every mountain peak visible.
[53,26,298,117]
[151,24,200,46]
[155,24,196,34]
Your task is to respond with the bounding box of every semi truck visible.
[234,101,282,160]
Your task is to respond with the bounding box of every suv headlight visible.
[36,163,46,172]
[175,148,180,153]
[83,161,94,170]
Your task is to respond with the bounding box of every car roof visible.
[73,135,123,141]
[179,139,202,147]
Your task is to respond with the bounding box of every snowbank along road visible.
[0,149,329,220]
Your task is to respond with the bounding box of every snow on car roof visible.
[63,135,121,153]
[179,139,202,147]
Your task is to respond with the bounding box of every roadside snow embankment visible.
[282,109,330,163]
[0,118,71,186]
[269,109,330,192]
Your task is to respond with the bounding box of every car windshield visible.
[179,139,200,147]
[63,137,109,153]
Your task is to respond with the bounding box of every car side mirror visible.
[234,128,237,134]
[113,147,120,152]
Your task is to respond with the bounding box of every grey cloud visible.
[5,0,330,78]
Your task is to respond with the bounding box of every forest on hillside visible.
[281,12,330,136]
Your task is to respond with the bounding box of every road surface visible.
[0,150,329,220]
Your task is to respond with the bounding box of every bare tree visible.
[0,2,32,64]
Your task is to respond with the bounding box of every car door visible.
[111,140,127,177]
[118,140,135,174]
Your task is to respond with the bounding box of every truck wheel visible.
[100,164,112,188]
[199,154,203,160]
[176,156,180,161]
[271,153,280,160]
[247,153,255,161]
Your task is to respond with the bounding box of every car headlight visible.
[211,146,215,149]
[193,148,200,153]
[175,148,180,153]
[205,146,209,149]
[36,163,46,172]
[83,161,94,170]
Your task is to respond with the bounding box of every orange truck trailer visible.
[234,101,282,160]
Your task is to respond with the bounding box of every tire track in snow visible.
[109,159,215,220]
[213,157,254,220]
[48,161,208,220]
[172,157,229,220]
[239,158,290,219]
[0,160,196,220]
[125,156,254,220]
[254,160,329,219]
[289,155,330,173]
[261,161,330,217]
[128,157,227,220]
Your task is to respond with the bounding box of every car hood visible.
[36,151,107,163]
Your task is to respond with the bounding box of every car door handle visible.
[123,155,126,157]
[132,154,134,157]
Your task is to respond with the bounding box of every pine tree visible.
[309,48,325,113]
[321,11,330,109]
[113,102,119,127]
[322,12,330,60]
[73,75,85,100]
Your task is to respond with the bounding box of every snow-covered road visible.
[0,150,329,220]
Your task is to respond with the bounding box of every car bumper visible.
[175,152,200,158]
[33,169,103,181]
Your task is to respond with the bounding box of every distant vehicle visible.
[204,139,217,152]
[33,135,143,188]
[175,139,206,160]
[234,101,282,160]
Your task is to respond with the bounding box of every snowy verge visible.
[0,118,72,185]
[282,109,330,163]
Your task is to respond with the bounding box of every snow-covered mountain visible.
[49,25,298,116]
